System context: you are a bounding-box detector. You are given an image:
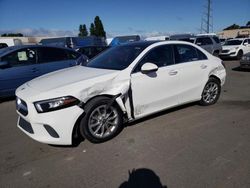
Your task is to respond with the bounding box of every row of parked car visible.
[1,34,250,99]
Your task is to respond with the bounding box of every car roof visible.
[0,45,78,57]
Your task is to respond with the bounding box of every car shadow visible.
[119,168,168,188]
[232,66,250,72]
[0,96,16,103]
[49,115,85,148]
[49,136,85,148]
[125,102,197,127]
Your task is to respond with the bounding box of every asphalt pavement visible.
[0,60,250,188]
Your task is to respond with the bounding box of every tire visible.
[79,96,123,143]
[237,50,243,60]
[213,51,219,57]
[199,77,221,106]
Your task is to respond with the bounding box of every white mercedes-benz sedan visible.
[16,41,226,145]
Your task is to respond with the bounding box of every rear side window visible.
[174,44,207,63]
[134,45,174,72]
[212,36,220,43]
[37,47,68,63]
[2,48,37,67]
[196,37,213,45]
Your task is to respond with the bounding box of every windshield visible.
[224,40,243,46]
[86,45,146,70]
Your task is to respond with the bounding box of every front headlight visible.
[34,96,80,113]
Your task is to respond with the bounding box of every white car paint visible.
[220,38,250,58]
[0,38,22,47]
[145,36,170,41]
[16,41,226,145]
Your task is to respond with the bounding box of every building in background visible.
[217,28,250,39]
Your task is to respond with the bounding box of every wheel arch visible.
[72,94,128,143]
[209,75,221,84]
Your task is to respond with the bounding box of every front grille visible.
[19,117,34,134]
[222,50,230,53]
[16,98,28,116]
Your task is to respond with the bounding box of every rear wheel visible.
[200,77,221,106]
[79,97,123,143]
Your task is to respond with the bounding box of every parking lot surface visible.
[0,60,250,188]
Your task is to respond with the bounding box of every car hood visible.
[222,45,240,50]
[27,66,119,92]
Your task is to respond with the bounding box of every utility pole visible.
[207,0,211,33]
[200,0,213,34]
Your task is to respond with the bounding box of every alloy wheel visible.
[88,105,119,139]
[202,82,219,104]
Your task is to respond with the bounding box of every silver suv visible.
[194,36,222,56]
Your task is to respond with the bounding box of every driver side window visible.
[133,45,174,73]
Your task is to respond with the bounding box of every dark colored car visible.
[240,52,250,69]
[0,45,87,98]
[0,43,8,49]
[76,46,109,59]
[109,35,141,46]
[40,36,107,49]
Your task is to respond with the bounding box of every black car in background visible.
[0,43,8,49]
[40,36,107,49]
[240,52,250,69]
[76,46,109,59]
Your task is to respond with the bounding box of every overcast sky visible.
[0,0,249,37]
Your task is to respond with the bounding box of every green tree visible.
[94,16,106,38]
[1,33,23,37]
[78,24,88,37]
[90,23,96,36]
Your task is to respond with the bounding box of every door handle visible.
[200,64,208,69]
[169,70,178,76]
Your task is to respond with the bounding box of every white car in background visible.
[145,36,170,41]
[16,41,226,145]
[0,38,22,48]
[220,38,250,59]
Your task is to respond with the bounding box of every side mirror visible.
[141,62,158,73]
[196,42,202,46]
[0,61,9,69]
[243,42,248,46]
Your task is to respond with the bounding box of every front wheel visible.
[213,51,219,57]
[237,50,243,60]
[199,78,221,106]
[79,97,123,143]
